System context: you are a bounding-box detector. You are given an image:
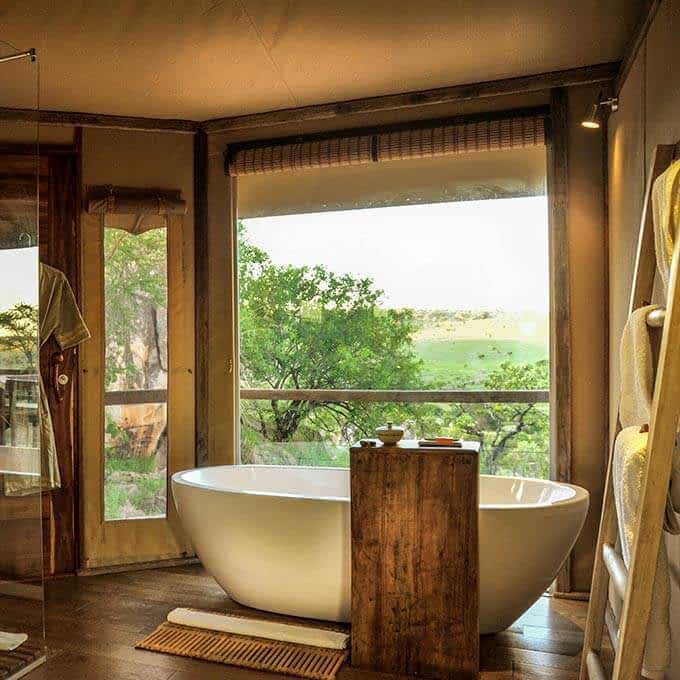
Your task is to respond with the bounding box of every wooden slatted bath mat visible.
[0,640,45,679]
[136,621,348,680]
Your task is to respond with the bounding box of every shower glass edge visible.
[0,45,47,678]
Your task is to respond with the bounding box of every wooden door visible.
[80,207,195,569]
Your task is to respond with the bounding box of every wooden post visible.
[350,439,480,680]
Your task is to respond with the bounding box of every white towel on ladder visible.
[612,426,672,679]
[618,305,680,534]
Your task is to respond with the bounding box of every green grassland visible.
[412,310,549,388]
[415,338,548,387]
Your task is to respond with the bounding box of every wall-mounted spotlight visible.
[581,96,619,130]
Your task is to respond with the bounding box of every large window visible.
[238,195,550,477]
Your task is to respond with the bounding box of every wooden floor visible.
[2,565,601,679]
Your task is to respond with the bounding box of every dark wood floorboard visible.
[3,565,598,679]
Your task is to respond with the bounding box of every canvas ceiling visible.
[0,0,642,121]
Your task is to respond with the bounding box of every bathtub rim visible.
[172,465,589,511]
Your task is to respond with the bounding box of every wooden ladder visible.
[580,141,680,680]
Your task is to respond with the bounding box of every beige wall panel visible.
[566,85,607,592]
[607,55,646,438]
[645,0,680,164]
[82,128,194,212]
[608,1,680,675]
[206,135,237,466]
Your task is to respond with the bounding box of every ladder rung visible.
[586,649,608,680]
[604,602,619,651]
[602,542,628,601]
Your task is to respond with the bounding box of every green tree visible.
[239,225,424,444]
[447,360,549,477]
[0,302,38,368]
[104,227,167,389]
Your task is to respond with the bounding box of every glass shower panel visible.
[0,46,46,677]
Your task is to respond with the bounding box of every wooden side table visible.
[350,439,480,680]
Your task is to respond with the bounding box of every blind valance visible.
[86,186,186,234]
[227,109,547,176]
[86,186,187,216]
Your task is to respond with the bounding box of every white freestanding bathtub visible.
[172,465,589,634]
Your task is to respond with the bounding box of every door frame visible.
[79,204,195,570]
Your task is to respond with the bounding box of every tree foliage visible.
[436,360,549,477]
[239,227,423,442]
[0,302,38,368]
[104,227,167,390]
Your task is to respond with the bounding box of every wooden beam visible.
[203,62,620,135]
[0,143,76,155]
[547,87,572,594]
[615,0,663,95]
[103,389,167,406]
[194,129,210,467]
[547,87,572,487]
[0,107,199,134]
[240,389,549,404]
[107,387,549,405]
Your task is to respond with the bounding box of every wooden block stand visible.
[350,440,480,680]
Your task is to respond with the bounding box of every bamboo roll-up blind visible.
[227,110,547,176]
[229,135,374,175]
[377,115,546,161]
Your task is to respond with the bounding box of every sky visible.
[0,246,38,311]
[0,197,549,315]
[242,196,549,313]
